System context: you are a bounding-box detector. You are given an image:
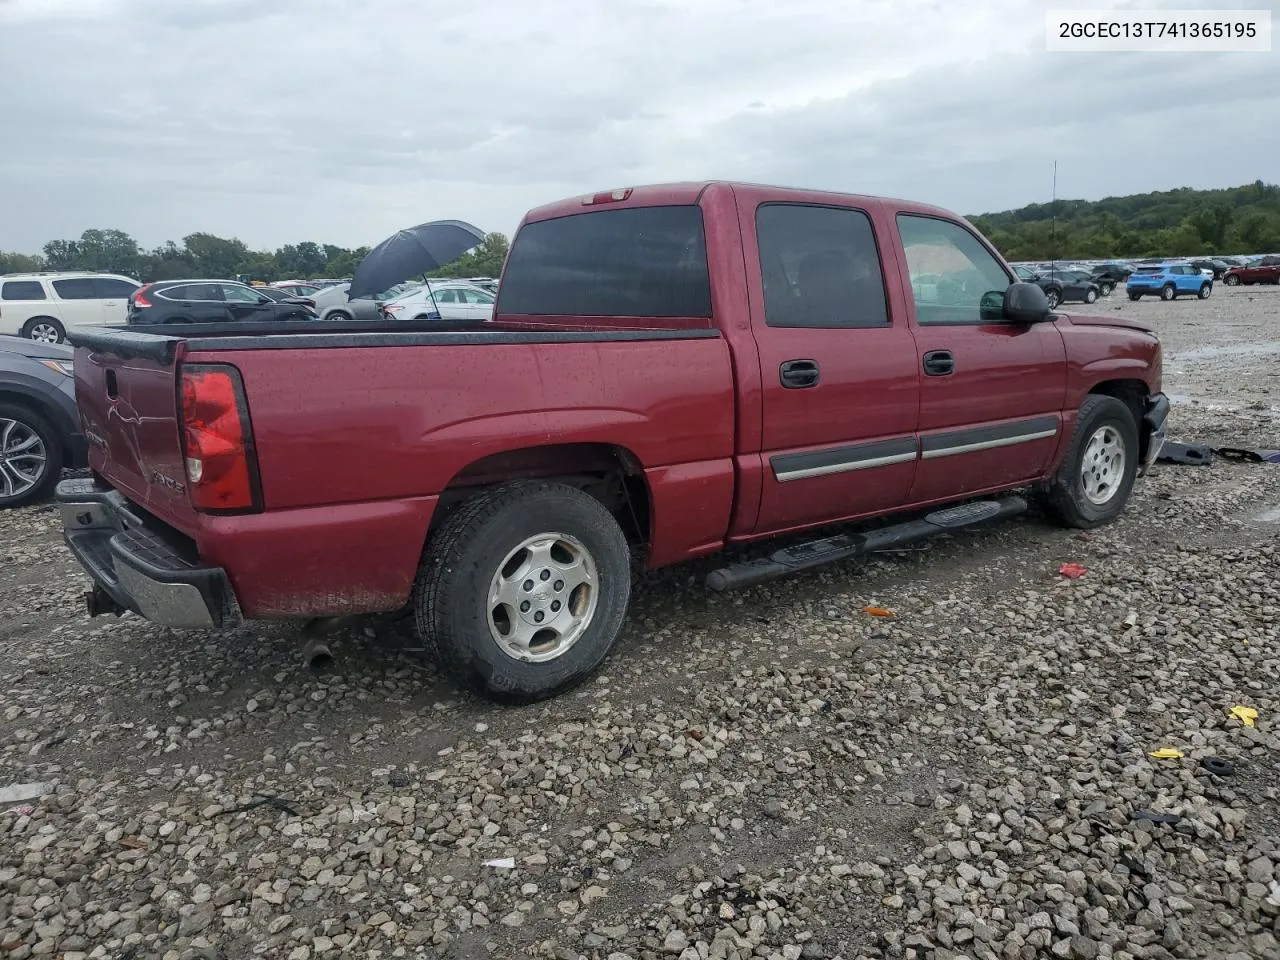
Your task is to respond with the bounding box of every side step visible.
[705,496,1027,592]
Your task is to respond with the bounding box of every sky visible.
[1,0,1277,254]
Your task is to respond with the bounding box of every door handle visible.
[779,359,820,389]
[923,350,954,376]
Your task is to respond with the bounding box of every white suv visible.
[0,272,141,343]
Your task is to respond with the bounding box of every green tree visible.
[0,251,45,273]
[183,233,250,278]
[429,232,509,278]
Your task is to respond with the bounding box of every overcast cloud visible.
[1,0,1277,253]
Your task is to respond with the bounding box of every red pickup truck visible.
[1222,256,1280,285]
[57,182,1168,700]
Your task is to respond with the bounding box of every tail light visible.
[132,284,154,308]
[179,364,261,512]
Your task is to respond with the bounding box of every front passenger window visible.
[897,215,1012,325]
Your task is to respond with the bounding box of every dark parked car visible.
[1090,262,1134,284]
[0,336,86,507]
[1187,259,1231,280]
[1013,265,1102,308]
[257,287,317,309]
[128,280,317,325]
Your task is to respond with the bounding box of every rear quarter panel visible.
[184,336,737,609]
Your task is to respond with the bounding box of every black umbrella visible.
[348,219,486,299]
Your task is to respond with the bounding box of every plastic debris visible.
[483,857,516,869]
[1267,880,1280,908]
[1130,810,1181,824]
[0,782,49,805]
[6,805,35,816]
[1228,705,1258,727]
[1149,747,1184,760]
[1059,563,1087,579]
[862,606,895,618]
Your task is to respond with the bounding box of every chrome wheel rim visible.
[0,418,48,500]
[1046,292,1060,308]
[29,323,60,344]
[1082,425,1125,506]
[487,533,599,663]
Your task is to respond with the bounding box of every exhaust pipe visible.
[302,636,334,672]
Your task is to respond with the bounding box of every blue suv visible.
[1126,263,1213,301]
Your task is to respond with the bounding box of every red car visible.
[56,182,1167,701]
[1222,257,1280,285]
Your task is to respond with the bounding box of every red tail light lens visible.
[132,284,154,308]
[179,364,260,512]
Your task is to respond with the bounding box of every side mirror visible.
[1002,281,1052,323]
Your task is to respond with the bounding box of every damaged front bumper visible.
[55,477,237,629]
[1140,392,1169,475]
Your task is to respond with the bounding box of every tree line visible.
[968,179,1280,262]
[0,229,510,283]
[3,180,1277,280]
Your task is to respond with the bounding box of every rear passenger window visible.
[897,215,1012,325]
[52,278,100,300]
[756,204,889,328]
[95,278,139,298]
[499,205,712,317]
[1,280,46,301]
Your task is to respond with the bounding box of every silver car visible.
[310,281,419,322]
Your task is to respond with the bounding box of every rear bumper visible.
[1141,392,1169,474]
[55,477,236,628]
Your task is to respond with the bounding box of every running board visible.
[705,496,1028,592]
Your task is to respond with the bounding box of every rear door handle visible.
[779,359,820,389]
[923,350,954,376]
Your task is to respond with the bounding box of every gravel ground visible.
[2,286,1279,960]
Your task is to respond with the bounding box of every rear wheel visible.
[1100,282,1114,297]
[21,317,65,344]
[0,403,62,509]
[412,480,632,702]
[1198,283,1212,299]
[1160,284,1176,301]
[1038,395,1138,529]
[1084,287,1099,304]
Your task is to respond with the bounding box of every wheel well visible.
[1088,379,1149,455]
[0,389,72,457]
[432,443,652,546]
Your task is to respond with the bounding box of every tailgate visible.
[74,338,199,534]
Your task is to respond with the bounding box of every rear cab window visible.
[754,203,890,329]
[497,205,712,318]
[1,280,46,301]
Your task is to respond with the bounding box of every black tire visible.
[412,480,632,702]
[1044,287,1061,309]
[0,402,64,509]
[325,310,353,322]
[1224,275,1240,286]
[1160,284,1176,301]
[21,317,66,344]
[1038,395,1139,530]
[1198,283,1212,299]
[1128,293,1142,301]
[1100,283,1114,297]
[1084,287,1099,304]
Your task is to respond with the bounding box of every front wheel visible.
[325,309,353,322]
[0,404,63,509]
[412,480,632,702]
[1160,285,1176,301]
[1224,274,1240,286]
[1198,283,1212,299]
[1128,292,1142,301]
[1038,395,1138,529]
[1044,288,1061,309]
